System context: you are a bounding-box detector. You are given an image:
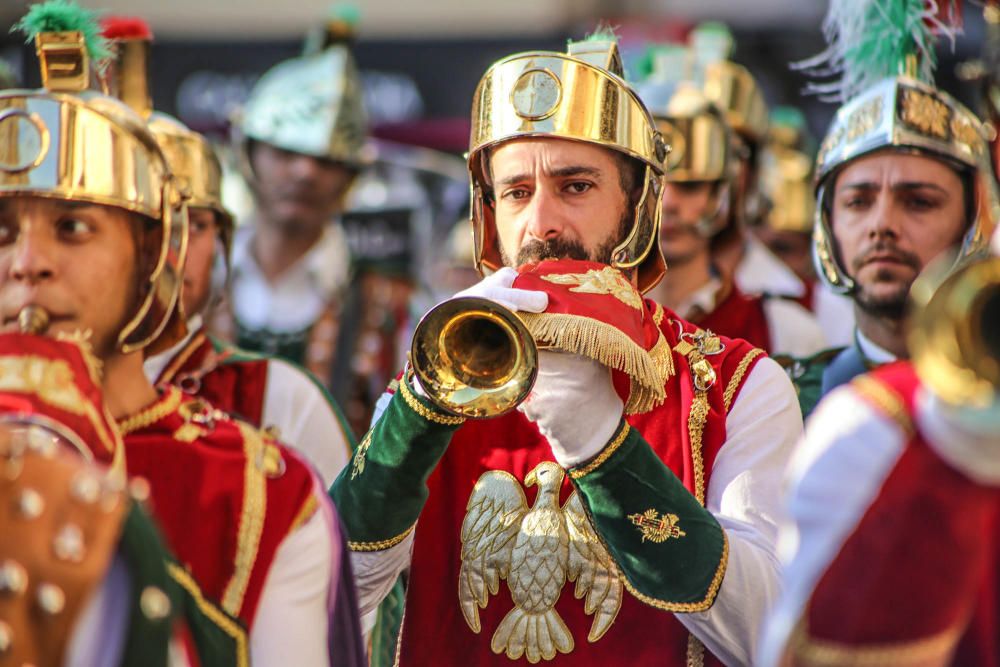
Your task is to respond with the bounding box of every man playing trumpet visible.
[332,33,802,666]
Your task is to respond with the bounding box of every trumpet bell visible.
[411,296,538,418]
[909,256,1000,408]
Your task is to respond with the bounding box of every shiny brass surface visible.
[35,32,89,93]
[812,76,999,294]
[653,86,730,183]
[104,38,152,118]
[468,43,668,293]
[411,297,538,418]
[0,36,188,353]
[762,148,814,233]
[702,61,769,144]
[909,256,1000,408]
[17,306,49,335]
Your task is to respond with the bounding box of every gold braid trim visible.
[221,421,268,616]
[723,348,765,413]
[167,562,250,667]
[398,376,465,426]
[686,633,706,667]
[117,387,183,435]
[519,312,669,413]
[569,421,631,479]
[290,492,319,532]
[788,616,963,667]
[348,523,416,552]
[851,375,914,436]
[157,331,207,385]
[687,390,710,506]
[620,529,728,613]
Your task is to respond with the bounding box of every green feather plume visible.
[577,22,620,46]
[795,0,958,102]
[11,0,111,63]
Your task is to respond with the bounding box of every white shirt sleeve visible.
[263,358,353,486]
[762,298,828,357]
[756,386,907,667]
[350,532,416,618]
[250,501,335,667]
[674,357,801,666]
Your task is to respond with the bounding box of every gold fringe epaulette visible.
[518,312,674,414]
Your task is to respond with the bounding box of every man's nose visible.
[523,187,566,242]
[868,194,902,239]
[288,153,323,182]
[8,230,56,284]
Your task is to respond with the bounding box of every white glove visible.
[453,267,548,313]
[518,350,624,467]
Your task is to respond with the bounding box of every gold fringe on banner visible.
[518,312,675,414]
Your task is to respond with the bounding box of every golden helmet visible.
[761,147,814,234]
[0,15,187,354]
[812,76,999,293]
[235,24,368,170]
[467,37,669,293]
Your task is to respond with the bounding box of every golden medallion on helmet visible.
[901,89,950,139]
[459,462,623,663]
[510,68,563,122]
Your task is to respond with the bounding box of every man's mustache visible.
[851,242,921,273]
[516,237,589,266]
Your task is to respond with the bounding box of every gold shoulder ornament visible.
[459,461,623,663]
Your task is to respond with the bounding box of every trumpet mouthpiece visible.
[17,306,50,335]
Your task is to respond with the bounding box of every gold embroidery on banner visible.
[723,348,765,412]
[398,377,466,426]
[221,421,268,616]
[117,387,183,435]
[850,375,914,436]
[348,523,415,552]
[788,616,962,667]
[901,90,949,139]
[167,563,250,667]
[351,430,373,479]
[540,266,643,310]
[628,509,686,543]
[459,463,623,662]
[569,421,630,479]
[173,423,205,443]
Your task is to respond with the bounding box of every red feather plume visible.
[100,16,152,41]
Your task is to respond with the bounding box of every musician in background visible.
[331,34,802,666]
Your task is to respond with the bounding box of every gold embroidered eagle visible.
[459,461,623,663]
[539,266,643,310]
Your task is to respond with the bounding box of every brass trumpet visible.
[909,256,1000,408]
[410,297,538,418]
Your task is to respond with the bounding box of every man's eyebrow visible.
[495,165,602,188]
[838,180,950,195]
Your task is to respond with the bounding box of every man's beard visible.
[849,241,922,320]
[504,210,632,268]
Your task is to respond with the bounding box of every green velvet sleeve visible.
[329,376,464,550]
[568,421,727,612]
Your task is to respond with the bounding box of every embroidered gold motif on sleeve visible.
[351,430,373,479]
[540,266,643,309]
[627,509,686,543]
[459,463,623,662]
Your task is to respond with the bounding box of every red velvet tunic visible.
[154,329,270,427]
[693,283,772,354]
[119,386,318,628]
[803,363,1000,666]
[396,300,765,666]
